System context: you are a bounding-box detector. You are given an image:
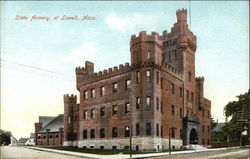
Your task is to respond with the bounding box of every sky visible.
[0,1,249,139]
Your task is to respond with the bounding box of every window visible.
[146,70,151,82]
[101,107,105,117]
[84,90,88,99]
[171,127,175,138]
[136,123,140,136]
[208,139,210,145]
[174,50,177,60]
[161,78,163,89]
[156,124,159,136]
[112,146,117,150]
[136,71,141,83]
[37,135,41,139]
[146,123,151,136]
[180,108,183,118]
[90,129,95,139]
[207,126,210,133]
[83,130,87,139]
[112,127,118,138]
[113,83,118,93]
[146,96,151,108]
[136,97,140,110]
[68,116,71,124]
[180,87,183,97]
[91,89,95,98]
[125,126,130,137]
[112,105,117,115]
[171,105,175,115]
[171,83,175,94]
[55,134,59,138]
[100,128,105,138]
[156,97,159,111]
[49,135,53,138]
[188,71,191,82]
[100,86,105,96]
[202,109,205,117]
[83,110,87,119]
[91,109,95,119]
[125,102,130,113]
[43,135,46,139]
[125,80,131,90]
[169,52,171,62]
[187,90,189,100]
[161,125,163,137]
[147,51,150,60]
[161,102,163,113]
[156,71,159,84]
[191,92,194,102]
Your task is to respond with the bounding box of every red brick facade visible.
[62,9,211,151]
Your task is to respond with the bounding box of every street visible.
[0,146,84,159]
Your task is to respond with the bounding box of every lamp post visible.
[126,126,132,158]
[169,128,171,155]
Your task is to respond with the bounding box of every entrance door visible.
[190,128,198,144]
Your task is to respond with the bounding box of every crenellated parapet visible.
[64,94,77,102]
[130,31,163,47]
[76,62,131,90]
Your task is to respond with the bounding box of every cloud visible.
[105,12,162,32]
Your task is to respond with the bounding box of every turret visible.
[63,94,77,146]
[34,122,42,133]
[196,77,205,108]
[176,8,187,23]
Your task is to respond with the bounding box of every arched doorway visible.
[190,129,198,144]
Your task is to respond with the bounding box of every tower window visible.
[136,71,141,83]
[191,92,194,102]
[91,109,95,119]
[84,90,88,99]
[113,83,118,93]
[125,102,130,113]
[91,89,95,98]
[83,110,88,119]
[188,71,191,82]
[171,83,175,94]
[136,123,140,136]
[174,50,177,60]
[146,70,151,82]
[147,51,150,60]
[136,97,140,110]
[156,71,159,84]
[100,86,105,96]
[125,80,131,90]
[171,105,175,115]
[112,105,117,115]
[101,107,105,117]
[187,90,189,99]
[156,97,159,111]
[146,96,151,108]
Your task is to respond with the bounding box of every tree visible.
[0,130,11,145]
[211,117,217,130]
[223,90,250,144]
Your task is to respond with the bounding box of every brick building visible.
[63,8,211,151]
[35,115,64,146]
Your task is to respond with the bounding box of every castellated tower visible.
[63,94,79,146]
[63,9,211,151]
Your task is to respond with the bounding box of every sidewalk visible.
[28,146,244,159]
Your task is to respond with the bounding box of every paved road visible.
[0,146,85,159]
[152,148,250,159]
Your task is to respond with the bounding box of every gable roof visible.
[39,116,56,128]
[39,114,64,133]
[212,123,226,132]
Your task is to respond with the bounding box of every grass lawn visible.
[38,146,171,155]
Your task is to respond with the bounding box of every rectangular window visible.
[112,105,117,115]
[161,125,163,137]
[161,78,163,89]
[156,124,159,137]
[90,129,95,139]
[171,83,175,94]
[136,71,141,83]
[113,83,118,93]
[84,90,88,99]
[125,80,131,90]
[84,110,87,119]
[202,109,205,117]
[100,86,105,96]
[180,108,183,118]
[100,128,105,138]
[156,97,159,111]
[146,123,151,136]
[207,126,210,133]
[136,97,140,110]
[91,89,95,98]
[146,96,151,108]
[146,70,151,82]
[91,109,95,119]
[156,71,159,84]
[136,123,140,136]
[161,101,163,113]
[125,102,130,113]
[180,87,183,97]
[180,129,182,139]
[112,127,118,138]
[83,129,87,139]
[188,71,191,82]
[124,126,130,137]
[187,90,189,100]
[174,50,177,60]
[147,51,150,60]
[101,107,105,117]
[68,116,71,124]
[171,105,175,115]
